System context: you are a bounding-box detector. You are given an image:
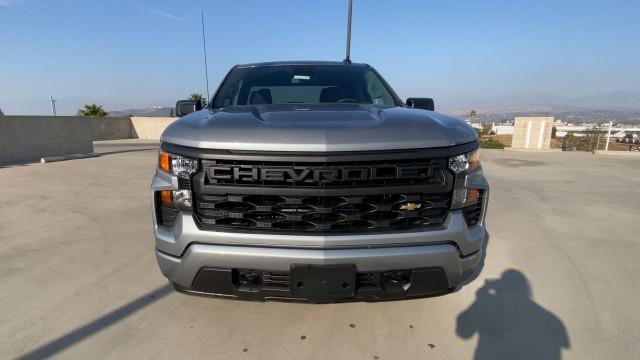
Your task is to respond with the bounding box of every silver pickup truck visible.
[151,61,489,302]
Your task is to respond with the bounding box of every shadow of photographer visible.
[456,269,570,360]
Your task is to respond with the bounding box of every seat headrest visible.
[319,87,344,103]
[249,89,272,104]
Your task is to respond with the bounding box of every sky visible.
[0,0,639,115]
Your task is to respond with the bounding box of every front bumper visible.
[157,239,483,301]
[152,165,489,302]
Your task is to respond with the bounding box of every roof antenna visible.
[343,0,353,64]
[201,10,211,101]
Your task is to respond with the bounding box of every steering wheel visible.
[337,98,358,103]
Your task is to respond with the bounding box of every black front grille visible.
[194,193,450,233]
[179,147,463,234]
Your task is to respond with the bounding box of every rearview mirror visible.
[175,100,201,117]
[406,98,435,111]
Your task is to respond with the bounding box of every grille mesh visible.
[191,153,456,234]
[194,193,450,233]
[178,176,191,190]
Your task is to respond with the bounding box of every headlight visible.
[448,149,480,174]
[158,150,199,176]
[449,149,481,210]
[172,189,192,208]
[157,189,192,210]
[172,155,199,176]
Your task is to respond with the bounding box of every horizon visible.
[1,0,639,115]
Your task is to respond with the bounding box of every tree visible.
[79,103,108,117]
[551,126,557,139]
[582,124,602,152]
[565,132,579,146]
[189,93,207,108]
[468,109,477,121]
[0,107,4,116]
[481,123,493,136]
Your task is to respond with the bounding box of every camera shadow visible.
[456,269,570,360]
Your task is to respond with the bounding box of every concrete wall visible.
[0,116,93,164]
[0,115,178,164]
[89,117,177,140]
[131,117,176,140]
[91,117,133,140]
[512,117,554,150]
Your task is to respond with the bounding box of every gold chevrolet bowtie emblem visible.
[400,202,422,211]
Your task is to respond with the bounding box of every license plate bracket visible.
[290,264,356,299]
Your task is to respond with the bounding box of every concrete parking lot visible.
[1,142,639,359]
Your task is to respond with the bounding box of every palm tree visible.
[189,93,207,108]
[79,103,108,117]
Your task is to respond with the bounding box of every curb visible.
[594,151,640,157]
[503,147,562,152]
[40,153,101,163]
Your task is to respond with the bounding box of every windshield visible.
[212,65,400,108]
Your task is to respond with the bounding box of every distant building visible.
[511,117,554,150]
[554,125,640,139]
[612,129,640,139]
[492,124,514,135]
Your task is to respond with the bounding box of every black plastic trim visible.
[192,171,452,196]
[181,266,451,302]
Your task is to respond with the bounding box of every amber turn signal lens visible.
[464,189,481,207]
[158,151,171,172]
[468,150,480,172]
[160,190,173,206]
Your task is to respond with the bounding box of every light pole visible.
[344,0,353,64]
[605,121,613,151]
[50,96,57,116]
[201,10,210,102]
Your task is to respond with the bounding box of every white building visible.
[492,125,514,135]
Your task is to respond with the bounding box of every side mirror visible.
[406,98,435,111]
[175,100,201,117]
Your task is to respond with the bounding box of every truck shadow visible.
[456,269,570,360]
[17,284,173,360]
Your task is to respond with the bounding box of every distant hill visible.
[3,90,638,118]
[440,90,640,115]
[571,91,640,110]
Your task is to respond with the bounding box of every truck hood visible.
[161,104,477,152]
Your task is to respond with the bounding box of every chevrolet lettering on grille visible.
[208,164,441,184]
